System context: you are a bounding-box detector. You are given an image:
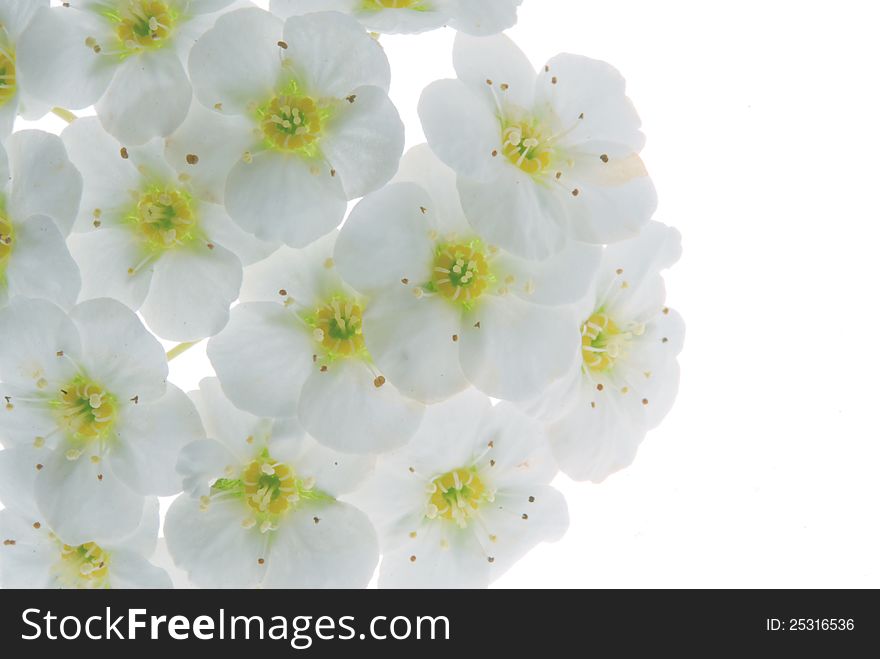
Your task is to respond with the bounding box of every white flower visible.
[0,0,51,137]
[270,0,522,36]
[186,8,404,246]
[165,377,378,588]
[355,389,568,588]
[16,0,239,144]
[62,117,274,341]
[524,222,685,482]
[208,231,424,454]
[335,144,597,402]
[0,296,205,544]
[419,32,656,260]
[0,461,170,589]
[0,130,82,309]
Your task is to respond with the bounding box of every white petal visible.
[207,302,313,417]
[107,549,172,588]
[67,227,153,310]
[187,7,282,114]
[0,509,57,588]
[537,54,645,152]
[7,130,82,235]
[393,143,473,235]
[16,6,116,109]
[493,240,601,307]
[109,384,205,496]
[225,150,346,246]
[447,0,521,36]
[262,500,378,588]
[0,297,80,390]
[163,102,256,205]
[0,93,17,138]
[113,496,161,557]
[270,0,357,18]
[5,215,80,309]
[61,117,141,231]
[274,434,374,498]
[69,297,168,403]
[200,201,277,266]
[140,242,242,341]
[35,448,143,546]
[356,5,449,34]
[96,48,192,145]
[240,232,342,305]
[457,169,568,260]
[399,388,492,473]
[176,438,237,498]
[459,294,579,401]
[600,221,683,294]
[282,11,390,97]
[363,290,469,404]
[476,485,568,580]
[298,358,423,454]
[188,377,265,463]
[379,523,490,589]
[164,494,266,588]
[0,382,58,447]
[0,445,46,519]
[477,401,558,488]
[335,182,434,294]
[548,384,647,483]
[419,79,502,182]
[565,151,657,245]
[322,85,403,198]
[0,0,49,40]
[453,32,535,108]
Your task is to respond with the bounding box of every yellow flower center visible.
[0,45,16,107]
[427,468,491,528]
[259,93,326,154]
[502,122,553,175]
[131,187,197,250]
[242,456,300,517]
[54,376,118,442]
[115,1,176,51]
[581,311,645,373]
[311,297,366,358]
[364,0,423,8]
[431,241,491,306]
[57,542,111,588]
[0,214,13,279]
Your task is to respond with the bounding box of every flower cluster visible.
[0,1,682,589]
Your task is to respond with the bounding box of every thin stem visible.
[51,107,78,124]
[166,340,202,362]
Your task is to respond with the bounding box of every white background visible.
[16,0,880,588]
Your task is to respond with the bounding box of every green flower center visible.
[56,542,111,588]
[0,213,13,282]
[114,0,177,52]
[580,311,645,373]
[210,449,331,532]
[129,186,197,250]
[53,376,118,443]
[258,87,330,155]
[0,44,16,107]
[363,0,426,8]
[309,297,367,359]
[430,241,492,307]
[502,121,553,175]
[426,468,493,528]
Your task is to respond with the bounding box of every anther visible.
[119,147,128,159]
[185,153,199,165]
